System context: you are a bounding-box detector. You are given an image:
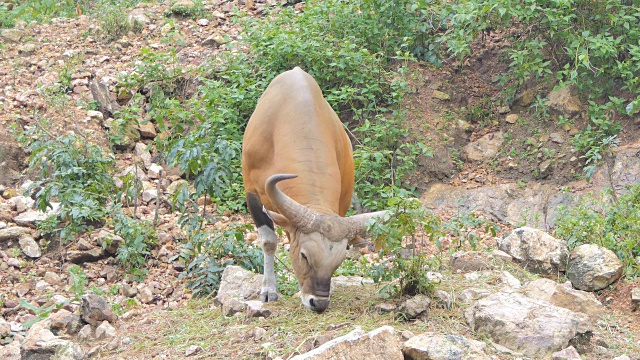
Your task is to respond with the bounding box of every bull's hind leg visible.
[247,192,279,302]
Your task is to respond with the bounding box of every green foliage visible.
[554,185,640,278]
[435,0,640,177]
[165,0,204,19]
[0,0,141,28]
[110,206,157,274]
[174,223,263,296]
[366,197,442,296]
[68,265,88,299]
[99,3,132,41]
[16,122,115,242]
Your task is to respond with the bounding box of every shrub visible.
[554,185,640,278]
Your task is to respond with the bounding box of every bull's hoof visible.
[260,289,278,302]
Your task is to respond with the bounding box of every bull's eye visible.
[301,252,309,264]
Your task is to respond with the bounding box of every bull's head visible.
[266,174,387,312]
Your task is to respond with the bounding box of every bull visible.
[242,67,387,312]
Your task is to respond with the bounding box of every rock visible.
[0,28,25,43]
[81,294,115,327]
[95,320,117,339]
[403,333,488,360]
[215,265,264,301]
[214,292,247,316]
[167,179,190,195]
[21,325,84,360]
[134,143,153,169]
[498,227,568,275]
[432,90,450,100]
[185,345,203,357]
[18,43,37,56]
[10,195,34,213]
[514,88,536,108]
[458,288,491,302]
[432,290,453,309]
[291,326,403,360]
[552,346,582,360]
[137,285,155,304]
[500,271,521,291]
[118,164,149,182]
[520,279,603,323]
[202,33,226,48]
[2,188,17,199]
[172,0,195,11]
[632,287,640,311]
[253,327,267,341]
[539,159,554,178]
[90,80,121,116]
[491,250,512,262]
[67,247,105,264]
[505,113,520,124]
[95,229,124,254]
[375,302,397,313]
[0,226,32,241]
[550,132,565,144]
[77,238,94,251]
[148,164,164,179]
[449,251,493,272]
[547,85,582,116]
[245,300,272,318]
[142,189,158,203]
[331,276,373,288]
[78,324,93,340]
[465,292,591,357]
[137,121,157,138]
[128,8,150,26]
[17,234,40,258]
[197,18,209,26]
[7,257,22,268]
[567,244,623,291]
[463,131,504,161]
[50,309,82,336]
[0,340,21,360]
[0,317,10,338]
[123,283,138,298]
[13,209,49,227]
[398,294,430,320]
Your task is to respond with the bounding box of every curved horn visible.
[265,174,318,232]
[344,211,390,238]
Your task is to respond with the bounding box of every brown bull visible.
[242,67,386,312]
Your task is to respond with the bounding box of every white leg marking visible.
[258,225,278,302]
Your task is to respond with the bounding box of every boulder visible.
[0,340,21,360]
[498,227,568,275]
[463,131,504,161]
[215,265,263,302]
[49,309,82,336]
[546,85,582,116]
[520,278,603,323]
[67,248,105,264]
[403,333,489,360]
[245,300,272,318]
[0,226,32,242]
[291,326,403,360]
[81,294,115,327]
[449,251,493,272]
[18,234,41,258]
[566,244,623,291]
[95,320,117,340]
[398,294,430,320]
[95,229,124,254]
[465,292,591,357]
[551,346,582,360]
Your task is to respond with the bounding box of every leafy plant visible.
[174,223,263,296]
[554,185,640,278]
[366,197,442,296]
[68,265,88,300]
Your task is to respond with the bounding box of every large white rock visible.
[215,265,263,301]
[498,227,568,275]
[291,326,403,360]
[520,278,603,323]
[567,244,623,291]
[403,333,489,360]
[465,292,590,357]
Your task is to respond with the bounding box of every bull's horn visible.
[344,211,390,238]
[265,174,319,233]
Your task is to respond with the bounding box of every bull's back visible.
[242,67,354,216]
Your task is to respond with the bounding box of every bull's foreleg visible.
[247,193,279,302]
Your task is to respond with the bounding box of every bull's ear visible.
[267,210,291,228]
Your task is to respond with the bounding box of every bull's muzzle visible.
[308,297,330,313]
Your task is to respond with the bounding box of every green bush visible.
[173,223,263,296]
[434,0,640,177]
[554,185,640,278]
